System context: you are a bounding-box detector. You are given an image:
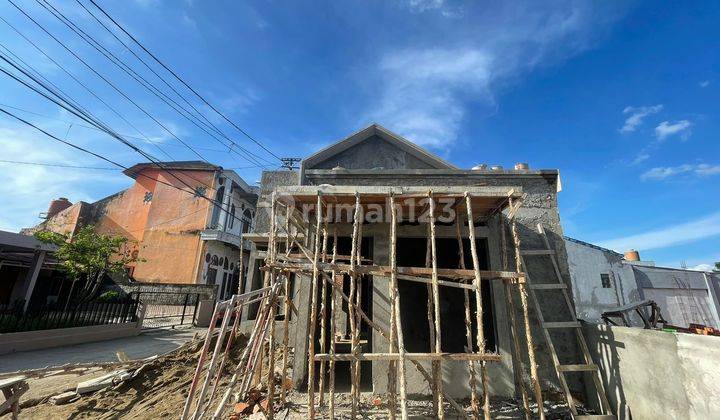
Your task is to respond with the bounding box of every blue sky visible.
[0,0,717,269]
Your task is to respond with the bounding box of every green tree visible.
[715,262,720,273]
[35,226,138,307]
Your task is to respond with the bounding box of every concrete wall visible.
[632,266,720,328]
[584,323,720,419]
[0,321,142,355]
[564,239,641,324]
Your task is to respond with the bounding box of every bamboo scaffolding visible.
[307,192,323,419]
[280,205,292,406]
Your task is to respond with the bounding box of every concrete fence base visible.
[0,321,143,355]
[583,323,720,419]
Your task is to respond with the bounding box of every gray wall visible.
[564,239,641,324]
[584,323,720,419]
[632,265,720,328]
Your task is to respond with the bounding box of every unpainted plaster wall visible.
[564,239,641,324]
[584,323,720,419]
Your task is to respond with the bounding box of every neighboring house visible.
[0,230,58,311]
[565,237,720,328]
[23,161,257,300]
[241,124,575,398]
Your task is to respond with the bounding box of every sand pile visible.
[17,334,248,419]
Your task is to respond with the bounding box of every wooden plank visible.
[520,249,555,256]
[529,283,567,290]
[313,353,502,362]
[543,321,581,329]
[264,261,522,280]
[557,364,598,372]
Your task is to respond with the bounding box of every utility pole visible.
[280,157,301,171]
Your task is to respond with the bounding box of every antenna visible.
[280,157,301,171]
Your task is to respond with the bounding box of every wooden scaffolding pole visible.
[307,192,323,419]
[424,220,438,416]
[328,228,339,419]
[280,205,292,406]
[353,203,364,411]
[464,192,491,420]
[349,192,362,418]
[265,199,279,420]
[508,197,545,420]
[318,222,329,407]
[428,193,444,420]
[500,214,531,419]
[388,193,409,419]
[454,213,479,418]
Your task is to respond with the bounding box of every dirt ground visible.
[9,334,247,420]
[7,334,580,419]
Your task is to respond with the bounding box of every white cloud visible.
[699,80,710,88]
[620,104,663,133]
[367,3,628,149]
[597,212,720,252]
[691,263,715,272]
[641,163,720,181]
[655,120,692,141]
[631,153,650,165]
[370,48,492,147]
[0,122,127,232]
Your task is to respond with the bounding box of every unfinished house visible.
[240,124,613,418]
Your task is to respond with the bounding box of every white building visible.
[564,237,720,328]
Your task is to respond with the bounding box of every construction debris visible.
[49,391,78,405]
[76,370,128,394]
[15,331,249,419]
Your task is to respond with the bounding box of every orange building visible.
[24,161,257,300]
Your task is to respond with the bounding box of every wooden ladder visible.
[520,223,615,420]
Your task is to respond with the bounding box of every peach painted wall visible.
[31,168,218,284]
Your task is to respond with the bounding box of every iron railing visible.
[0,299,140,334]
[133,292,200,328]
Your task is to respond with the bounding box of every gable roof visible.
[302,124,459,170]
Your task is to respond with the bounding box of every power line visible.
[0,159,117,170]
[70,0,275,168]
[87,0,284,163]
[0,107,252,227]
[0,103,256,154]
[0,57,221,196]
[35,0,271,168]
[6,0,209,163]
[0,15,175,161]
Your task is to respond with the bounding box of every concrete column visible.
[22,250,46,312]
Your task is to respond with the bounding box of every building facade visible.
[241,124,579,399]
[565,237,720,328]
[24,161,257,300]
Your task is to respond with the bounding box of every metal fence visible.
[0,299,140,334]
[133,292,200,329]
